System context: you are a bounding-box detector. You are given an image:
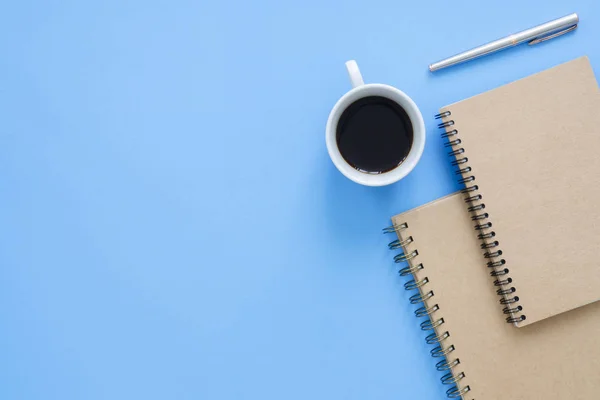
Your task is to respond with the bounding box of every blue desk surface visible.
[1,1,598,399]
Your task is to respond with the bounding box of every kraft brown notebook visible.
[386,193,600,400]
[437,56,600,326]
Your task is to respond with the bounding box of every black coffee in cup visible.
[335,95,414,174]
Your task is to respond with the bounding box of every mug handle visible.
[345,60,364,88]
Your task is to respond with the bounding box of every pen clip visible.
[528,24,578,45]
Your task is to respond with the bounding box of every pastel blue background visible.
[1,1,598,399]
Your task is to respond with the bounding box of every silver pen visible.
[429,13,579,72]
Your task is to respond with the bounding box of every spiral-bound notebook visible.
[436,56,600,326]
[387,193,600,400]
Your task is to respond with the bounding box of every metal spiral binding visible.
[436,111,527,325]
[384,222,471,399]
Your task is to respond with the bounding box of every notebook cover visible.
[439,56,600,326]
[391,193,600,400]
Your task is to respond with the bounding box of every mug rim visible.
[326,83,426,187]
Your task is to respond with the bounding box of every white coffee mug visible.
[326,60,425,186]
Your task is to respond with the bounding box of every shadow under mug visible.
[326,60,426,187]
